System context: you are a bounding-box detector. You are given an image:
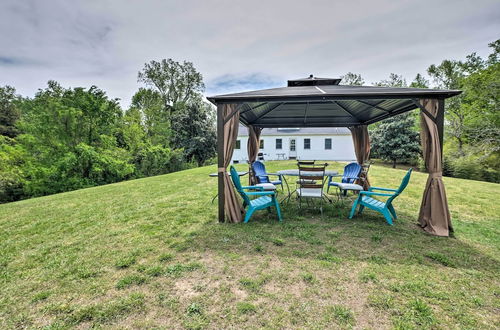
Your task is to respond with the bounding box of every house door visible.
[289,138,297,159]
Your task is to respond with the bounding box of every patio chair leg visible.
[274,197,282,221]
[388,204,397,220]
[358,205,365,215]
[244,208,255,223]
[382,208,394,225]
[349,196,360,219]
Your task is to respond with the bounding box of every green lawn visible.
[0,161,499,329]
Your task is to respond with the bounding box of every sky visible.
[1,0,499,108]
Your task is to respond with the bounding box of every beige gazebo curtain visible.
[348,125,371,190]
[220,104,244,223]
[247,125,263,185]
[418,99,452,236]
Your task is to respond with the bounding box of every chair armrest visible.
[242,186,264,191]
[369,187,397,192]
[246,191,275,196]
[360,191,393,197]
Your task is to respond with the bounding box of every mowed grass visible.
[0,161,499,329]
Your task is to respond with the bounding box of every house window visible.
[276,139,282,149]
[235,140,241,149]
[325,138,332,150]
[260,139,264,149]
[304,138,311,149]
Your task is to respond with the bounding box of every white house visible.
[232,125,356,163]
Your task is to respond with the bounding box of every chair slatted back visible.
[251,161,269,184]
[342,162,362,183]
[230,166,251,206]
[387,168,413,204]
[297,160,315,166]
[298,165,326,189]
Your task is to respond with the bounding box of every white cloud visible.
[0,0,499,107]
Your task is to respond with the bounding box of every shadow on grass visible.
[174,196,499,275]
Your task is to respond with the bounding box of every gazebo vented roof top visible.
[207,75,461,128]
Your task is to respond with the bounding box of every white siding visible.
[231,134,356,163]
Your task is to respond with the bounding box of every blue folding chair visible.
[327,162,362,195]
[251,161,284,190]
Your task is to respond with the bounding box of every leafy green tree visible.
[118,107,147,155]
[0,135,26,202]
[410,74,429,88]
[0,86,21,138]
[427,52,487,153]
[370,74,421,167]
[129,87,169,146]
[171,99,216,165]
[371,112,421,168]
[137,59,204,118]
[374,73,407,87]
[340,72,364,86]
[19,81,122,151]
[457,53,499,177]
[17,82,132,197]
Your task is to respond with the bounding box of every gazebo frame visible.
[207,76,461,236]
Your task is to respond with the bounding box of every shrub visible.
[134,145,189,177]
[0,136,26,202]
[448,155,499,183]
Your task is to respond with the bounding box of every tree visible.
[370,74,421,167]
[0,86,21,138]
[19,81,122,151]
[410,74,429,88]
[17,82,132,197]
[427,52,487,153]
[130,88,169,146]
[170,98,216,165]
[374,73,407,87]
[371,112,421,168]
[340,72,364,86]
[137,59,204,117]
[460,60,500,162]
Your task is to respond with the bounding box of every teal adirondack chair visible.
[349,168,412,225]
[230,166,282,223]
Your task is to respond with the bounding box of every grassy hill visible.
[1,161,498,329]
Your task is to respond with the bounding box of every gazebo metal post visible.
[216,104,225,223]
[437,98,445,157]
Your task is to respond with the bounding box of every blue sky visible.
[1,0,499,107]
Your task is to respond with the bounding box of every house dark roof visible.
[237,125,350,136]
[207,76,461,128]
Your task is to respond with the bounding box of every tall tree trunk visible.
[392,159,397,168]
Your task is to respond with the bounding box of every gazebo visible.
[207,76,461,237]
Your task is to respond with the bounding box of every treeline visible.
[360,40,499,183]
[0,59,216,203]
[1,42,499,203]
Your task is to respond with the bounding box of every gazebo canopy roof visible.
[207,75,461,128]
